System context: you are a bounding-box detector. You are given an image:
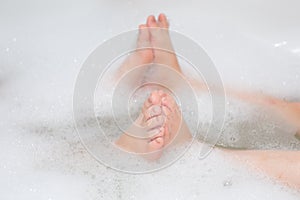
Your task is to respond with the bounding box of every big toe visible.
[143,91,159,110]
[143,105,164,126]
[147,15,159,28]
[158,13,169,28]
[149,90,162,105]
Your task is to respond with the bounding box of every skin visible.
[114,14,300,188]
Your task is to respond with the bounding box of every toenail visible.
[148,16,154,22]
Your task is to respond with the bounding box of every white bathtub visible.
[0,0,299,199]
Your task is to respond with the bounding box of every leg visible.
[225,89,300,130]
[115,24,153,84]
[216,90,300,188]
[192,79,300,131]
[140,15,299,132]
[147,15,300,187]
[222,149,300,188]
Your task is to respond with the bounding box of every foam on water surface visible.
[1,0,300,199]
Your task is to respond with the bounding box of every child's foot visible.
[116,24,154,81]
[115,90,191,160]
[115,90,167,159]
[146,14,182,73]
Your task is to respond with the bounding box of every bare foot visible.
[116,24,154,82]
[115,90,167,160]
[146,14,182,73]
[115,90,191,160]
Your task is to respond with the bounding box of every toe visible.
[161,96,173,115]
[146,116,165,136]
[158,13,169,28]
[162,105,172,116]
[138,24,145,29]
[144,105,162,121]
[149,90,162,105]
[146,125,165,160]
[149,127,165,146]
[143,91,160,112]
[147,136,164,158]
[158,90,166,97]
[147,15,159,28]
[162,94,177,109]
[153,137,164,146]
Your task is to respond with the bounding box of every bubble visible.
[229,136,236,142]
[223,179,232,187]
[274,41,287,47]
